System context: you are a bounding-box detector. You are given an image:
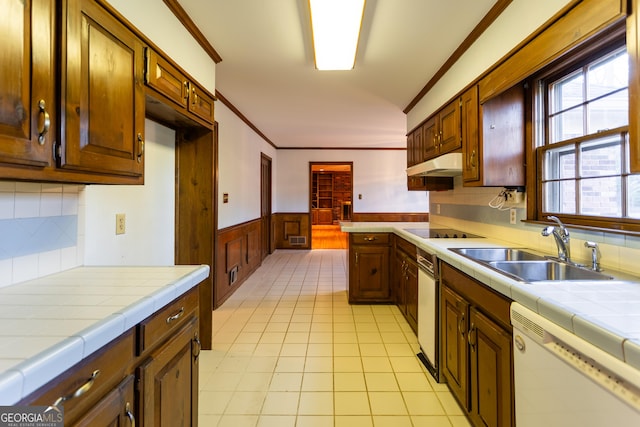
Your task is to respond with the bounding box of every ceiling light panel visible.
[309,0,366,70]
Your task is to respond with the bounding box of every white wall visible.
[407,0,572,129]
[217,102,278,229]
[82,120,176,265]
[276,150,428,214]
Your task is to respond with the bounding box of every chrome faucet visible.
[541,215,571,263]
[584,241,602,271]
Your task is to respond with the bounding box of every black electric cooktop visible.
[404,228,482,239]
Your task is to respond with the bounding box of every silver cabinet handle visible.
[137,133,144,163]
[125,402,136,427]
[37,99,50,145]
[192,332,202,362]
[468,323,476,352]
[52,369,100,407]
[166,307,184,324]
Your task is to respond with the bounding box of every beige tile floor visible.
[199,249,471,427]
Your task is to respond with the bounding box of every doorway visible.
[261,153,272,260]
[309,162,352,249]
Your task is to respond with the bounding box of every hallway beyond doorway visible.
[311,225,348,249]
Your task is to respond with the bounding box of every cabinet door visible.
[439,99,461,154]
[139,316,199,427]
[187,82,215,124]
[468,308,513,427]
[461,85,480,183]
[145,47,189,109]
[422,117,439,160]
[441,285,469,410]
[393,250,406,314]
[71,375,136,427]
[478,84,525,186]
[349,245,390,302]
[0,0,55,167]
[60,0,145,177]
[404,256,419,334]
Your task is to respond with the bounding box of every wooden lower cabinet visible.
[440,262,514,427]
[469,307,513,427]
[71,375,135,427]
[138,316,199,427]
[19,290,200,427]
[393,236,418,333]
[441,285,470,409]
[348,233,391,303]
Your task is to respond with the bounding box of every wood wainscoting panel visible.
[351,213,430,222]
[216,219,261,308]
[273,213,311,249]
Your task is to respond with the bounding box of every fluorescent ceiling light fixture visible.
[309,0,365,70]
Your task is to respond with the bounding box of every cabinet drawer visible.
[395,236,416,256]
[137,288,198,354]
[351,233,390,245]
[145,47,188,109]
[20,330,134,424]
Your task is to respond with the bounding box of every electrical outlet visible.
[509,208,517,225]
[116,213,126,235]
[436,204,441,214]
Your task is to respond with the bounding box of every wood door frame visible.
[261,153,273,259]
[309,162,353,236]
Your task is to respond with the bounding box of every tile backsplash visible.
[0,182,83,287]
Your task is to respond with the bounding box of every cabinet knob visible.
[469,149,477,167]
[458,314,465,337]
[137,133,144,163]
[363,236,377,241]
[52,369,100,408]
[191,87,199,106]
[183,81,189,101]
[166,307,185,324]
[468,323,476,351]
[125,402,136,427]
[192,332,202,362]
[37,99,50,145]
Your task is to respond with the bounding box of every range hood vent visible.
[406,152,463,177]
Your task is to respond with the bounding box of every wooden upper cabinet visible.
[0,0,55,168]
[145,48,215,126]
[423,99,461,160]
[461,85,480,183]
[145,48,189,109]
[422,115,439,160]
[58,0,145,178]
[465,84,524,187]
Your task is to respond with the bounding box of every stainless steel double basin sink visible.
[449,247,614,283]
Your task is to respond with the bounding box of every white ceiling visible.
[178,0,497,148]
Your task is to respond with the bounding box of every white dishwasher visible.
[511,303,640,426]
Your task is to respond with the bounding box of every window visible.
[534,41,640,229]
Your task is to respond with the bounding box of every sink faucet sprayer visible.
[541,215,571,263]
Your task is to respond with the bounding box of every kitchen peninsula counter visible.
[341,221,640,372]
[0,265,209,405]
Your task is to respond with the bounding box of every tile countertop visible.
[0,265,210,405]
[341,222,640,372]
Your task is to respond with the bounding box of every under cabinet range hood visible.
[406,152,463,177]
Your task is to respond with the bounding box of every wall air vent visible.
[289,235,307,245]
